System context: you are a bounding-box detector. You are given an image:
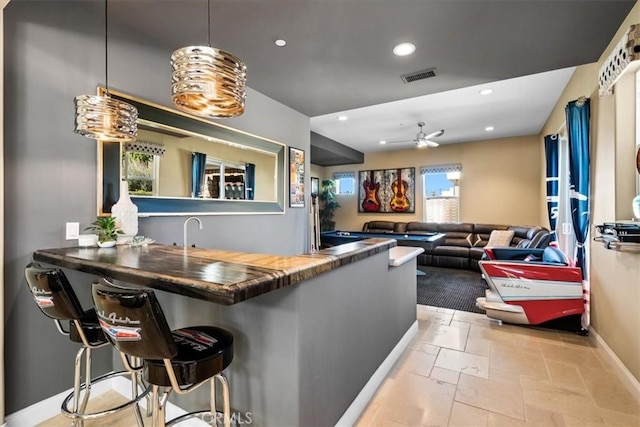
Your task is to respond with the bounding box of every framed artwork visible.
[289,147,305,207]
[358,167,415,213]
[311,177,320,197]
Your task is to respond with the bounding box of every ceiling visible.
[101,0,634,160]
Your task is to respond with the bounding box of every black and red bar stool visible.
[91,277,234,427]
[24,262,150,426]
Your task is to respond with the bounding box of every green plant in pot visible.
[85,216,123,247]
[319,179,340,232]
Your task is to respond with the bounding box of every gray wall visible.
[4,1,309,414]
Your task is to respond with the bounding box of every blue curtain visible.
[544,134,560,242]
[245,163,255,200]
[191,152,207,198]
[565,98,590,277]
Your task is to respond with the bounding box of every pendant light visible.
[171,0,247,118]
[74,0,138,142]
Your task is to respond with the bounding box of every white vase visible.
[633,194,640,220]
[111,180,138,241]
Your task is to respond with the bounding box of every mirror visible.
[98,89,286,216]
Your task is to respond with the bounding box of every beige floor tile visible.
[435,348,490,379]
[464,336,492,357]
[577,364,640,416]
[468,323,514,344]
[421,310,455,326]
[520,376,602,421]
[419,323,469,351]
[539,342,604,369]
[489,342,549,380]
[373,371,456,427]
[448,401,490,427]
[524,404,568,426]
[408,338,441,356]
[354,401,381,427]
[455,373,525,420]
[450,320,472,333]
[596,405,640,426]
[437,307,456,314]
[545,359,587,391]
[429,366,460,385]
[488,368,522,385]
[452,310,488,324]
[394,349,437,378]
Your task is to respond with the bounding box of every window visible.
[556,133,577,257]
[204,157,247,200]
[421,164,461,222]
[125,152,159,196]
[333,171,355,195]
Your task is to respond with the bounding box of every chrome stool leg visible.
[216,373,231,427]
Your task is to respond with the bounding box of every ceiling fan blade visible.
[424,129,444,140]
[385,139,415,144]
[425,140,439,147]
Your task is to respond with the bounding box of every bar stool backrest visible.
[91,278,177,360]
[24,262,84,321]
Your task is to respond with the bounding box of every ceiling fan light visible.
[74,94,138,142]
[171,45,247,118]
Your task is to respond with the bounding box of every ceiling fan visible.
[386,122,444,148]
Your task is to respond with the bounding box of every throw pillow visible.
[486,230,515,247]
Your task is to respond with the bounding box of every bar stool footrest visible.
[61,370,151,421]
[167,410,233,426]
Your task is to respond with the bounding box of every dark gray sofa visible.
[362,221,551,271]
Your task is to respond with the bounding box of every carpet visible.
[416,266,488,313]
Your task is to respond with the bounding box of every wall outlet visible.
[65,222,80,240]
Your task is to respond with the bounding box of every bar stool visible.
[91,277,234,427]
[24,262,150,426]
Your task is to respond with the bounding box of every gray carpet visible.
[416,266,488,313]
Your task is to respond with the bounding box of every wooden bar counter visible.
[32,239,418,426]
[33,239,396,305]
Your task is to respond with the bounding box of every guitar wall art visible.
[358,168,415,213]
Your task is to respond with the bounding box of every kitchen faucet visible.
[183,217,203,248]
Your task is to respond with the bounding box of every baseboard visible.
[335,321,418,427]
[590,326,640,404]
[5,375,203,426]
[5,376,112,426]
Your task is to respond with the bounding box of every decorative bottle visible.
[111,180,138,243]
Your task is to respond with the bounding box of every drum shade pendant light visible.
[74,0,138,142]
[171,0,247,118]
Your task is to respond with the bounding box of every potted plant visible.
[85,216,123,247]
[319,179,341,232]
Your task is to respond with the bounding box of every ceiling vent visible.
[401,67,437,84]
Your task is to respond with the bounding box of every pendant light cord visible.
[207,0,212,47]
[105,0,109,95]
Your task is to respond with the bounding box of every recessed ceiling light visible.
[337,115,348,121]
[275,39,287,47]
[379,140,387,145]
[393,42,416,57]
[479,88,493,95]
[485,126,494,131]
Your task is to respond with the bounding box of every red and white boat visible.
[476,247,584,325]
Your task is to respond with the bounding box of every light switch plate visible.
[66,222,80,240]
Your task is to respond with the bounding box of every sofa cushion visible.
[436,223,473,248]
[509,226,541,247]
[433,245,470,257]
[472,224,509,247]
[362,221,396,233]
[486,230,515,247]
[405,222,439,234]
[469,247,485,260]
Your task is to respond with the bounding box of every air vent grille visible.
[401,67,437,83]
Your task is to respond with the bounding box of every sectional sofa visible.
[362,221,551,271]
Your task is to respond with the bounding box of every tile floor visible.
[38,305,640,426]
[355,305,640,427]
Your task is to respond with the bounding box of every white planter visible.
[111,181,138,239]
